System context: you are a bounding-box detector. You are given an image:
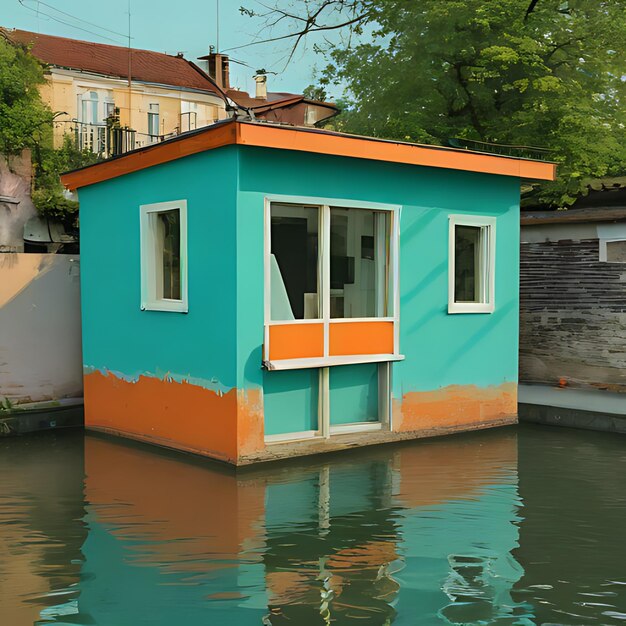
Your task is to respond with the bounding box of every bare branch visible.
[230,1,372,64]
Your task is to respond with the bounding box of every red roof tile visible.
[2,28,219,95]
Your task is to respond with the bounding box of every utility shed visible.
[62,119,555,465]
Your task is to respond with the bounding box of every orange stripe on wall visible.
[84,370,239,463]
[329,321,394,356]
[394,382,518,432]
[268,323,324,361]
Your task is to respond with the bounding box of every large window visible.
[448,215,496,314]
[140,200,188,312]
[265,199,399,368]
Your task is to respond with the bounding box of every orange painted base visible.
[84,372,516,465]
[394,382,517,432]
[83,370,266,464]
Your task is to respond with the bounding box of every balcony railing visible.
[56,120,179,158]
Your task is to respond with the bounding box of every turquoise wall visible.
[78,147,239,392]
[262,369,318,435]
[329,363,379,425]
[236,146,521,433]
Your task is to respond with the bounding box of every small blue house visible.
[62,119,555,464]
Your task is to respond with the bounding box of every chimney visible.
[198,48,230,90]
[254,72,267,100]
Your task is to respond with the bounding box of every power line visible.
[17,0,128,44]
[21,0,130,39]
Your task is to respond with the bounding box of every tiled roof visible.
[1,28,220,95]
[226,88,338,113]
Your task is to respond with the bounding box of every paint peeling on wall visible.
[83,365,232,396]
[236,388,265,457]
[84,369,241,463]
[394,382,517,433]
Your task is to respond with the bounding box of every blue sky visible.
[2,0,334,95]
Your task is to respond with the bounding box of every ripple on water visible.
[0,425,625,625]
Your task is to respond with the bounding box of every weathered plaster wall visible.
[520,235,626,392]
[0,151,34,251]
[78,147,242,462]
[0,253,82,403]
[237,147,521,437]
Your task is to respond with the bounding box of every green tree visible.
[248,0,626,206]
[0,35,99,223]
[0,34,52,155]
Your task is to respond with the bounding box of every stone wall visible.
[520,238,626,392]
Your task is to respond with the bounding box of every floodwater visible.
[0,425,625,625]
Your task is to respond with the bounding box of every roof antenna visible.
[127,0,132,114]
[216,0,220,53]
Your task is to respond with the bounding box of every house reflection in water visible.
[55,430,532,625]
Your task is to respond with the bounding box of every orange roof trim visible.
[61,120,557,191]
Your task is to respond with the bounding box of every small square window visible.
[600,239,626,263]
[140,200,188,312]
[448,215,496,314]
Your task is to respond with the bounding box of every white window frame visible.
[448,214,496,314]
[140,200,188,313]
[147,103,160,141]
[263,194,402,369]
[263,194,400,443]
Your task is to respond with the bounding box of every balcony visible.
[56,120,179,158]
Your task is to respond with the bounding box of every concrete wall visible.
[520,224,626,392]
[0,253,83,404]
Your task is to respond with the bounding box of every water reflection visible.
[3,426,624,625]
[0,431,86,625]
[6,428,525,624]
[513,425,626,625]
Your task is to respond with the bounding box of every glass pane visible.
[157,210,181,300]
[330,208,390,318]
[270,203,319,320]
[454,225,482,303]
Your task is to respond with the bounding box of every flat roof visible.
[521,206,626,225]
[61,119,557,191]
